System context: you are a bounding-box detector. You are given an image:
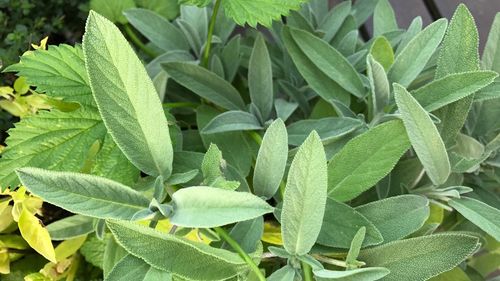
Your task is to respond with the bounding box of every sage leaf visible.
[327,120,411,202]
[319,1,351,42]
[388,18,447,87]
[124,8,188,51]
[359,233,480,281]
[412,71,498,112]
[103,237,127,278]
[107,220,249,281]
[317,198,383,248]
[287,27,365,98]
[282,131,327,255]
[201,111,263,134]
[313,267,390,281]
[483,13,500,71]
[395,16,422,56]
[16,168,149,220]
[394,84,451,185]
[268,265,296,281]
[287,117,364,146]
[106,254,172,281]
[282,27,351,105]
[163,62,246,111]
[367,54,390,116]
[253,119,288,199]
[249,34,273,120]
[370,36,394,71]
[373,0,398,36]
[356,195,430,243]
[449,197,500,241]
[46,215,95,241]
[222,217,264,253]
[83,11,173,179]
[434,5,480,146]
[169,186,273,228]
[346,227,366,266]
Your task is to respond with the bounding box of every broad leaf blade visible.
[287,117,364,146]
[394,84,451,185]
[169,186,273,228]
[201,111,263,134]
[282,131,327,255]
[83,11,173,178]
[359,233,480,281]
[328,120,410,202]
[223,0,306,27]
[249,34,273,120]
[106,254,172,281]
[449,197,500,241]
[16,168,149,220]
[253,119,288,199]
[46,215,95,241]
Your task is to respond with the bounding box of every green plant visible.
[1,0,500,280]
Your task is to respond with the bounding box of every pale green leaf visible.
[429,267,471,281]
[222,0,306,27]
[412,71,497,112]
[282,131,327,255]
[314,267,390,281]
[16,168,149,220]
[369,36,394,71]
[317,198,383,248]
[327,120,410,202]
[83,11,173,179]
[124,8,188,51]
[319,1,351,42]
[287,117,364,146]
[253,119,288,199]
[356,195,430,243]
[163,62,246,110]
[106,255,172,281]
[46,215,95,241]
[388,19,447,87]
[346,227,366,266]
[373,0,398,36]
[482,13,500,71]
[169,186,273,228]
[179,0,212,7]
[268,265,296,281]
[103,237,127,278]
[367,54,390,116]
[287,27,366,98]
[18,206,56,263]
[201,111,263,134]
[249,34,273,119]
[107,220,250,280]
[223,217,264,253]
[394,84,451,185]
[395,16,422,56]
[449,197,500,241]
[434,5,480,147]
[359,233,480,281]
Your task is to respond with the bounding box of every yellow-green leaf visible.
[18,206,56,263]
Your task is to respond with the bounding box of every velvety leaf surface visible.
[106,254,172,281]
[249,34,273,119]
[287,117,364,146]
[449,197,500,241]
[201,111,263,134]
[46,215,95,241]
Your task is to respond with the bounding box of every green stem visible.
[214,227,266,281]
[302,261,314,281]
[312,254,348,267]
[201,0,222,67]
[248,131,263,146]
[149,213,162,229]
[123,24,157,58]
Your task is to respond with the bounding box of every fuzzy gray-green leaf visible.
[449,197,500,241]
[201,111,263,134]
[249,34,273,120]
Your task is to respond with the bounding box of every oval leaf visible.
[106,254,172,281]
[201,111,263,134]
[394,83,451,185]
[282,131,327,255]
[328,120,411,202]
[249,34,273,119]
[169,186,273,228]
[83,11,173,178]
[253,119,288,199]
[16,168,149,220]
[46,215,95,241]
[19,206,57,263]
[287,117,364,146]
[449,197,500,241]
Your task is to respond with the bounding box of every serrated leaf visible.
[46,215,95,241]
[107,220,250,281]
[388,18,447,87]
[373,0,397,36]
[359,233,480,281]
[106,254,172,281]
[4,44,93,105]
[201,111,263,134]
[434,5,480,146]
[412,71,497,112]
[16,168,149,220]
[253,119,288,199]
[223,0,306,27]
[163,62,246,110]
[317,198,383,248]
[287,27,365,98]
[83,11,173,179]
[313,267,390,281]
[356,195,430,243]
[449,197,500,241]
[124,8,189,51]
[327,120,410,202]
[18,206,56,263]
[169,186,273,228]
[394,84,451,185]
[282,131,327,255]
[282,27,351,105]
[287,117,364,146]
[249,34,273,120]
